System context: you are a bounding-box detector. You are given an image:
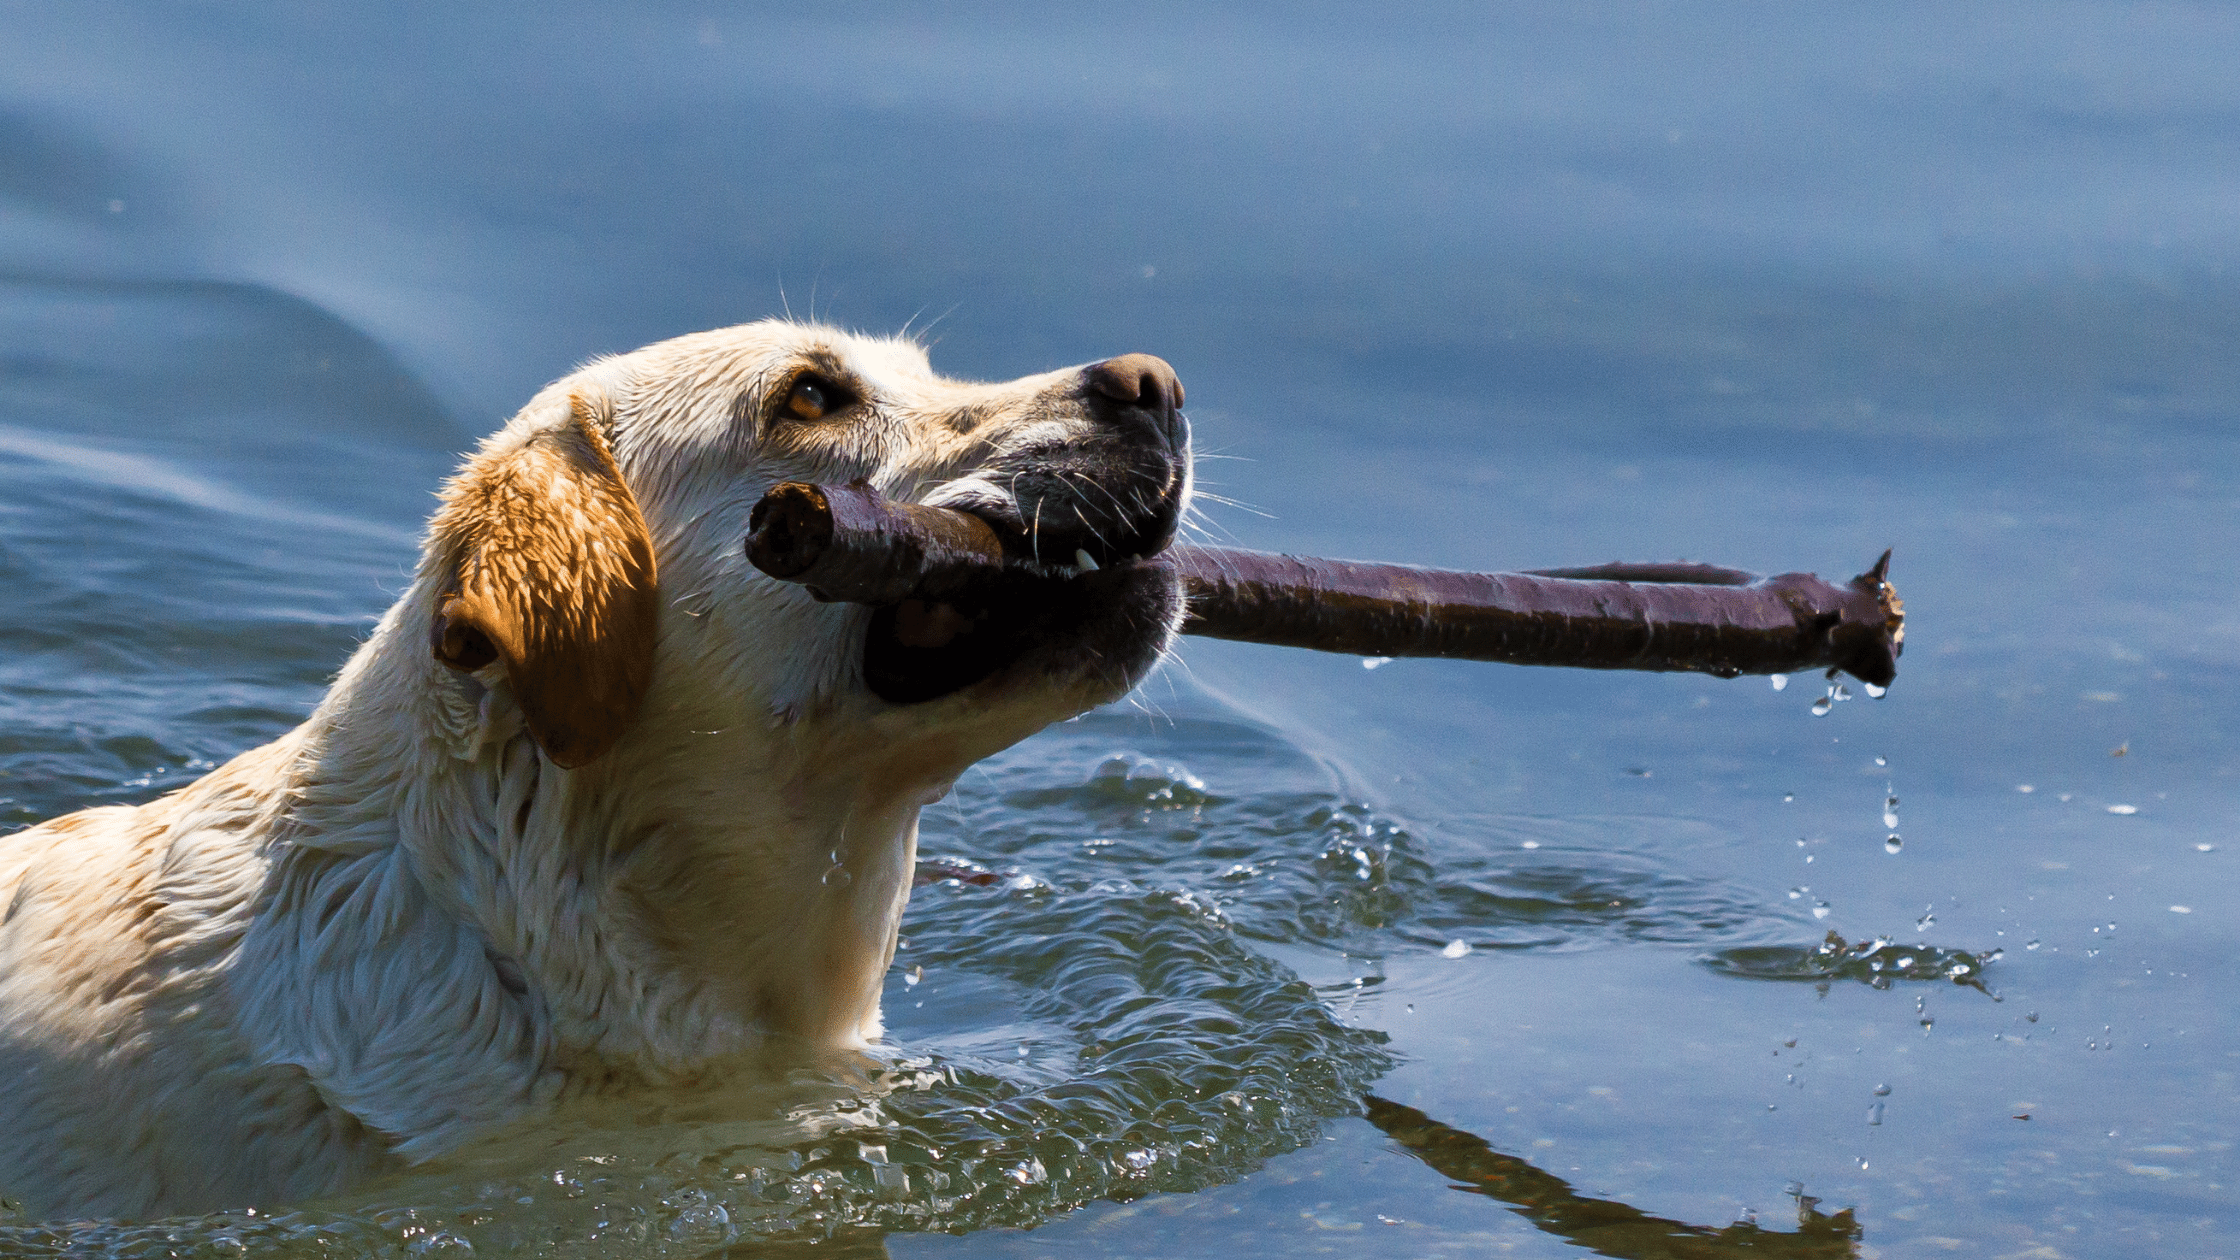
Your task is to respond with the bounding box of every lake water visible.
[3,5,2237,1257]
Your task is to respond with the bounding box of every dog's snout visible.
[1082,354,1184,414]
[969,350,1193,571]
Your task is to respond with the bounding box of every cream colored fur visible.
[0,321,1185,1220]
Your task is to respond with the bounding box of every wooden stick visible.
[746,481,1009,605]
[745,482,1904,686]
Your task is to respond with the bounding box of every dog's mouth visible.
[862,436,1189,707]
[862,550,1180,706]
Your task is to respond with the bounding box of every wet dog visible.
[0,321,1191,1219]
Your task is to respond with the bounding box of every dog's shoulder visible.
[0,736,408,1215]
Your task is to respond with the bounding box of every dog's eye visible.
[784,375,842,422]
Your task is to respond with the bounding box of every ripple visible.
[1701,930,2003,996]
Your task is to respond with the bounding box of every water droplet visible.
[1864,683,1887,698]
[1895,955,1915,970]
[1884,834,1903,854]
[1787,886,1805,900]
[821,862,853,888]
[1867,1102,1885,1125]
[1360,656,1394,670]
[1812,902,1832,920]
[904,965,923,987]
[2027,1011,2039,1023]
[1017,1044,1030,1057]
[1442,939,1471,959]
[2196,843,2216,852]
[1811,694,1833,717]
[1521,839,1541,849]
[1006,1157,1049,1186]
[2170,905,2193,914]
[1915,906,1935,931]
[2016,784,2035,793]
[2107,803,2138,816]
[1770,674,1789,691]
[2025,939,2042,951]
[1874,756,1887,767]
[1783,793,1794,803]
[1873,1083,1892,1096]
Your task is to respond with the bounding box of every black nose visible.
[1083,353,1185,413]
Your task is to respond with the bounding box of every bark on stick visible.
[745,482,1904,686]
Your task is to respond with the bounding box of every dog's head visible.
[422,319,1190,782]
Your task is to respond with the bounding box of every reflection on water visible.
[1365,1096,1861,1259]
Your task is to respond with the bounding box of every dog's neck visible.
[229,580,966,1152]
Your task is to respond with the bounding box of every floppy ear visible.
[428,389,658,768]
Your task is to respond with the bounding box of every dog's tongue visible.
[888,599,977,650]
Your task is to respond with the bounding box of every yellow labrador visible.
[0,321,1191,1220]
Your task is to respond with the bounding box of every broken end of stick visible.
[745,482,836,580]
[1832,548,1904,688]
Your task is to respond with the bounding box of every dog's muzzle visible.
[970,353,1190,570]
[861,354,1191,705]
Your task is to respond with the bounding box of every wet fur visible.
[0,321,1186,1219]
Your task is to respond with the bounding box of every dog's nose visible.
[1083,354,1185,413]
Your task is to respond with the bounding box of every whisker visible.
[1187,491,1276,520]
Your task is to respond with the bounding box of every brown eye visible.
[785,376,833,422]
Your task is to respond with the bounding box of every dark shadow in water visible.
[1364,1095,1861,1259]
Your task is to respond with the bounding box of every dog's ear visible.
[428,387,658,768]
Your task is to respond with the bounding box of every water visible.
[4,3,2240,1257]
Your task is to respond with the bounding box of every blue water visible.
[3,5,2237,1256]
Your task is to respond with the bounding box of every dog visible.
[0,320,1192,1220]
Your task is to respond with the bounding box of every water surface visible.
[2,5,2236,1257]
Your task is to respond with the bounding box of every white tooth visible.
[1074,549,1100,572]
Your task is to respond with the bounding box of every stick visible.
[745,482,1904,686]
